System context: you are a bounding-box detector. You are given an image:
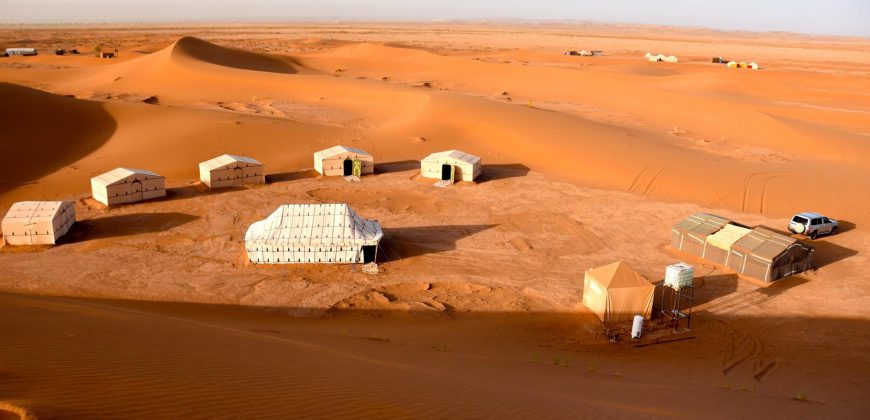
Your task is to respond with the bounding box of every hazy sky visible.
[1,0,868,37]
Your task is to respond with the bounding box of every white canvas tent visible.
[91,167,166,206]
[582,261,655,323]
[2,201,75,245]
[199,154,265,188]
[313,146,374,177]
[420,150,482,183]
[245,203,383,264]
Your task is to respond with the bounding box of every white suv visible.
[789,212,839,239]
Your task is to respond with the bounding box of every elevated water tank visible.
[665,263,694,290]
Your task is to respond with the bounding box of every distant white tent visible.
[1,201,75,245]
[245,203,383,264]
[91,167,166,206]
[420,150,481,183]
[662,55,678,63]
[199,154,265,188]
[313,146,374,177]
[749,62,759,70]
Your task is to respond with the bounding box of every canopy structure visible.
[245,203,383,264]
[749,62,759,70]
[671,213,731,257]
[583,261,655,323]
[313,146,374,177]
[728,227,814,282]
[91,168,165,206]
[420,150,481,183]
[727,61,738,68]
[2,201,75,245]
[704,224,753,265]
[199,154,265,188]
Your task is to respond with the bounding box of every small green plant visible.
[553,355,568,367]
[795,391,808,401]
[526,100,535,108]
[433,343,449,352]
[587,363,597,373]
[531,353,541,363]
[613,370,621,377]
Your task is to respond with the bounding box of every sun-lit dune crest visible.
[0,402,33,420]
[168,36,311,74]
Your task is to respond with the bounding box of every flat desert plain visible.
[0,23,868,419]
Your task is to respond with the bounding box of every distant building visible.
[420,150,481,183]
[91,167,166,206]
[199,154,265,189]
[55,48,66,55]
[313,145,373,177]
[6,48,37,56]
[100,51,116,58]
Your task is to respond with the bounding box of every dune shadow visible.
[375,160,419,174]
[476,164,530,183]
[266,169,319,184]
[62,212,199,243]
[378,224,496,262]
[174,37,303,74]
[0,83,117,196]
[161,183,243,203]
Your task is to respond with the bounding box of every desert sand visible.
[0,23,868,418]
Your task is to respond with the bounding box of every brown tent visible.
[582,261,655,323]
[727,227,814,282]
[671,213,730,257]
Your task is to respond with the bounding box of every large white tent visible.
[420,150,482,183]
[245,203,383,264]
[313,146,374,177]
[199,154,265,188]
[91,168,166,206]
[2,201,75,245]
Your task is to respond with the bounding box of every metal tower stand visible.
[660,284,693,332]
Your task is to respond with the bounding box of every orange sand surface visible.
[0,23,868,418]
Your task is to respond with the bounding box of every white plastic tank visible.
[631,315,644,339]
[665,262,694,290]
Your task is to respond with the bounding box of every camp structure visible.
[582,261,655,324]
[564,50,579,56]
[100,51,116,58]
[670,213,731,257]
[726,61,739,68]
[198,154,265,189]
[748,62,759,70]
[1,201,75,245]
[90,167,166,206]
[6,48,37,56]
[703,224,753,265]
[420,150,482,183]
[244,203,383,265]
[727,227,814,282]
[313,145,374,177]
[712,56,725,64]
[662,55,678,63]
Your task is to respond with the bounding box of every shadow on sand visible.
[476,164,530,183]
[63,212,199,242]
[375,160,420,174]
[378,224,496,262]
[266,169,319,184]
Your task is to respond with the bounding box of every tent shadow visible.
[756,225,857,269]
[476,164,530,183]
[375,160,419,174]
[62,212,199,243]
[266,169,319,184]
[162,183,241,203]
[378,224,497,262]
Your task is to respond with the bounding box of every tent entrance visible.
[343,159,353,176]
[362,245,377,263]
[130,180,143,201]
[233,167,243,186]
[441,164,455,182]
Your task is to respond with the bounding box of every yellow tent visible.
[582,261,655,323]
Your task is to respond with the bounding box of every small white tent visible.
[420,150,481,183]
[313,146,374,177]
[245,203,383,264]
[91,167,166,206]
[2,201,75,245]
[199,154,265,188]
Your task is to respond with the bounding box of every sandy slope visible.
[0,24,868,418]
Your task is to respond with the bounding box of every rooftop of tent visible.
[672,213,731,235]
[200,154,262,170]
[422,150,481,164]
[314,145,371,158]
[586,261,652,289]
[3,201,72,222]
[92,167,163,186]
[731,227,804,261]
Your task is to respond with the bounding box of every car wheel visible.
[810,231,818,240]
[831,227,839,235]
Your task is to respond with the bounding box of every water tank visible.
[631,315,644,339]
[665,262,694,290]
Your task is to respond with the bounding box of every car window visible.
[792,216,808,224]
[823,218,831,223]
[811,218,822,225]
